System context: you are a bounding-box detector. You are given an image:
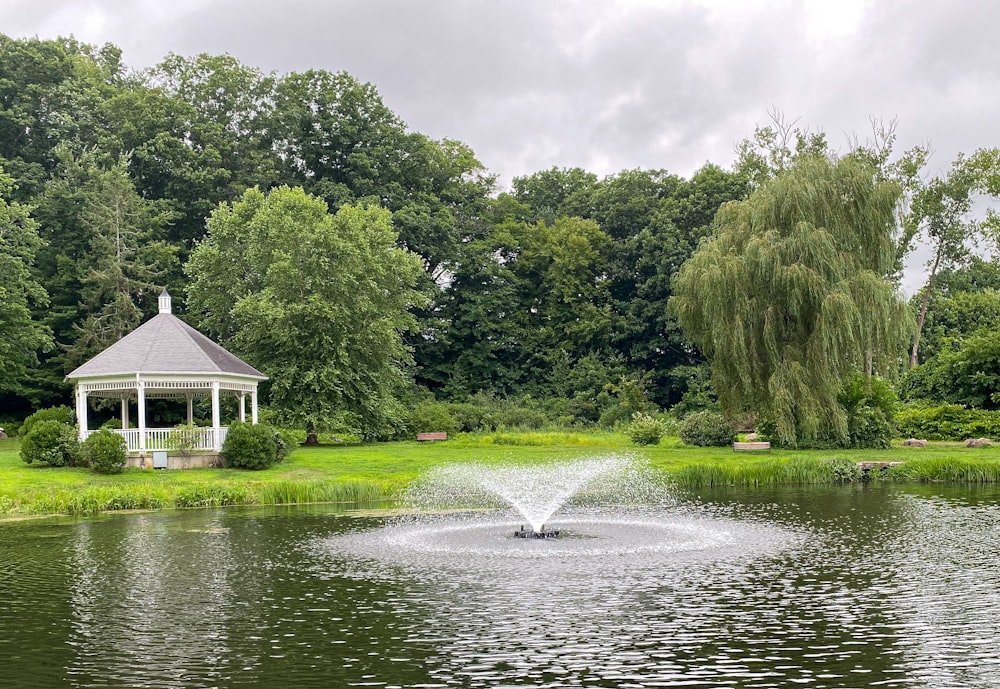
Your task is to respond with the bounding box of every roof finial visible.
[158,288,172,314]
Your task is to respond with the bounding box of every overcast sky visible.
[5,0,999,289]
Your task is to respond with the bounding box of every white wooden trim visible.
[85,427,230,454]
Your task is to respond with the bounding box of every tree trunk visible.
[864,350,873,392]
[305,432,319,445]
[910,249,943,368]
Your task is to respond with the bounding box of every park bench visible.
[417,431,448,442]
[733,441,771,451]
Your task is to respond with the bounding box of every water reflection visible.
[0,487,999,687]
[66,513,236,687]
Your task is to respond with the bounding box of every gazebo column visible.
[75,385,89,441]
[238,394,246,423]
[120,396,129,430]
[137,379,147,454]
[186,393,194,426]
[211,381,221,450]
[251,388,259,425]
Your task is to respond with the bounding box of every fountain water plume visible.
[404,454,666,533]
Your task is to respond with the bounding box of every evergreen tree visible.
[0,169,52,394]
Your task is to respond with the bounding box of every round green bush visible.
[847,406,893,449]
[20,406,75,438]
[222,422,279,470]
[19,420,82,466]
[83,428,127,474]
[626,413,668,446]
[679,410,735,447]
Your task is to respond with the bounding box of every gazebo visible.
[66,290,267,466]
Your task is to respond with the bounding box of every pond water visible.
[2,483,1000,688]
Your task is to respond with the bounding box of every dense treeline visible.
[1,35,999,445]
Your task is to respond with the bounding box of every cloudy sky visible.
[6,0,999,187]
[6,0,1000,294]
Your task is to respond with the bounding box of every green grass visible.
[4,432,1000,517]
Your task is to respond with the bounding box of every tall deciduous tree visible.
[671,154,912,446]
[905,148,1000,367]
[0,169,52,391]
[185,186,426,440]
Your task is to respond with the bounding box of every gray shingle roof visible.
[66,313,266,380]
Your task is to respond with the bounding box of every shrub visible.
[0,419,22,438]
[20,406,75,438]
[447,402,495,432]
[83,429,127,474]
[406,400,459,435]
[847,405,894,449]
[274,429,299,462]
[19,420,82,467]
[494,405,549,430]
[840,374,896,449]
[679,410,735,447]
[895,404,1000,441]
[169,425,201,455]
[222,422,279,470]
[626,413,668,446]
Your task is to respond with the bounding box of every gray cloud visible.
[4,0,999,188]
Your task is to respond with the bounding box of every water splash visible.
[405,454,668,532]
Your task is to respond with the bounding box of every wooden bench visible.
[733,441,771,451]
[417,432,448,442]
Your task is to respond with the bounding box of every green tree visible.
[63,156,175,369]
[511,166,597,222]
[185,186,426,440]
[0,34,124,199]
[0,169,52,391]
[671,154,912,446]
[905,148,1000,367]
[904,329,1000,410]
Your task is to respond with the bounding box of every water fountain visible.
[417,455,642,539]
[327,454,793,566]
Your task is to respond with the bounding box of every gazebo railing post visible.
[211,381,221,450]
[137,377,147,454]
[75,385,89,441]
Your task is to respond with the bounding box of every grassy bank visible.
[4,432,1000,517]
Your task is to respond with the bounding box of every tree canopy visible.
[671,154,912,445]
[5,33,1000,434]
[0,169,52,392]
[185,186,425,439]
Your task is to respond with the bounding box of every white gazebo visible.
[66,290,267,464]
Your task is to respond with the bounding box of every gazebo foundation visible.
[131,451,224,470]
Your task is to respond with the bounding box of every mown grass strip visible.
[5,434,1000,517]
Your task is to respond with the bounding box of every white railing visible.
[83,427,229,453]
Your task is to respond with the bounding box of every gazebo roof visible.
[66,291,265,381]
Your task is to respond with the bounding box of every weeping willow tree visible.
[671,154,913,446]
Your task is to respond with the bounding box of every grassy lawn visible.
[4,431,1000,517]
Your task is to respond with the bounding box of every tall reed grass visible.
[671,457,856,488]
[0,478,404,516]
[887,457,1000,482]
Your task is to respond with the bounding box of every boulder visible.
[902,438,928,448]
[965,437,992,448]
[0,428,6,440]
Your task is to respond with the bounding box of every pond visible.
[2,483,1000,688]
